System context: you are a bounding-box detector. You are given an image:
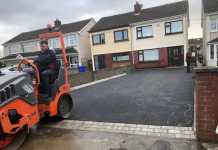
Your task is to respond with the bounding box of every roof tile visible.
[202,0,218,13]
[89,1,188,32]
[3,19,92,45]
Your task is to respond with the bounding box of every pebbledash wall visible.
[195,67,218,142]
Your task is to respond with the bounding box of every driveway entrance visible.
[71,68,194,127]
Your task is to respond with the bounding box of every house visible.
[89,1,189,70]
[202,0,218,67]
[1,18,96,67]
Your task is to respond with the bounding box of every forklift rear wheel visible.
[58,95,73,119]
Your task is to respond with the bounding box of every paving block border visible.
[70,73,127,91]
[47,120,196,140]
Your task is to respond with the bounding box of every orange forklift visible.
[0,29,73,149]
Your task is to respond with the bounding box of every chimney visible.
[54,19,61,31]
[54,19,61,27]
[134,1,143,16]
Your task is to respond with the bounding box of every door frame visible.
[94,55,105,70]
[167,46,184,67]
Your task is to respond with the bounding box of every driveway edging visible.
[70,73,127,91]
[47,120,196,140]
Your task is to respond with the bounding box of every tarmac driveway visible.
[70,68,194,127]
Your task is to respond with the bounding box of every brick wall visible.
[69,65,134,87]
[105,54,112,68]
[104,53,132,69]
[99,48,169,70]
[195,68,218,142]
[69,71,93,86]
[134,48,168,69]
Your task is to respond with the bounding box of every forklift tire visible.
[58,95,73,119]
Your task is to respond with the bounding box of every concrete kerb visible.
[47,120,196,140]
[70,73,127,91]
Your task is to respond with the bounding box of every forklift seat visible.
[51,65,65,97]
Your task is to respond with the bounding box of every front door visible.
[94,55,105,70]
[168,46,184,66]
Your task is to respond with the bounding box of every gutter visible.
[129,25,135,65]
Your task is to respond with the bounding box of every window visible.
[69,56,79,68]
[210,45,214,59]
[65,34,77,47]
[165,20,183,34]
[92,34,105,45]
[49,38,59,49]
[114,30,128,42]
[137,25,153,39]
[112,53,129,62]
[8,45,20,55]
[210,17,218,32]
[138,49,159,62]
[22,42,37,52]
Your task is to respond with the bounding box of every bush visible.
[87,60,93,71]
[0,61,6,68]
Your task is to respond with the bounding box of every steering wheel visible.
[17,58,40,89]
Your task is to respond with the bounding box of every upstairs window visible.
[114,30,128,42]
[210,17,218,32]
[165,20,183,34]
[92,34,105,45]
[210,44,214,59]
[22,42,37,52]
[8,45,19,55]
[65,34,77,47]
[136,25,153,39]
[49,38,59,49]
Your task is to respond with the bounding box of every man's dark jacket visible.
[34,49,57,72]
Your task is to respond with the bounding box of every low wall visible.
[69,65,134,87]
[195,67,218,142]
[69,71,93,87]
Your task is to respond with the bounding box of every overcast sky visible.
[0,0,202,57]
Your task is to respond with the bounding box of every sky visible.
[0,0,202,58]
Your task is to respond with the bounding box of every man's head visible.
[40,40,49,52]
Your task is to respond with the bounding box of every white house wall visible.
[79,19,96,65]
[132,15,188,65]
[3,44,22,56]
[203,13,218,66]
[132,16,188,51]
[3,39,40,57]
[22,41,40,52]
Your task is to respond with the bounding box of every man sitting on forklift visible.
[34,40,57,99]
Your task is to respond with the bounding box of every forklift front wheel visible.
[58,95,73,119]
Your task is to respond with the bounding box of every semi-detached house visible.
[1,18,96,67]
[89,1,189,70]
[202,0,218,67]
